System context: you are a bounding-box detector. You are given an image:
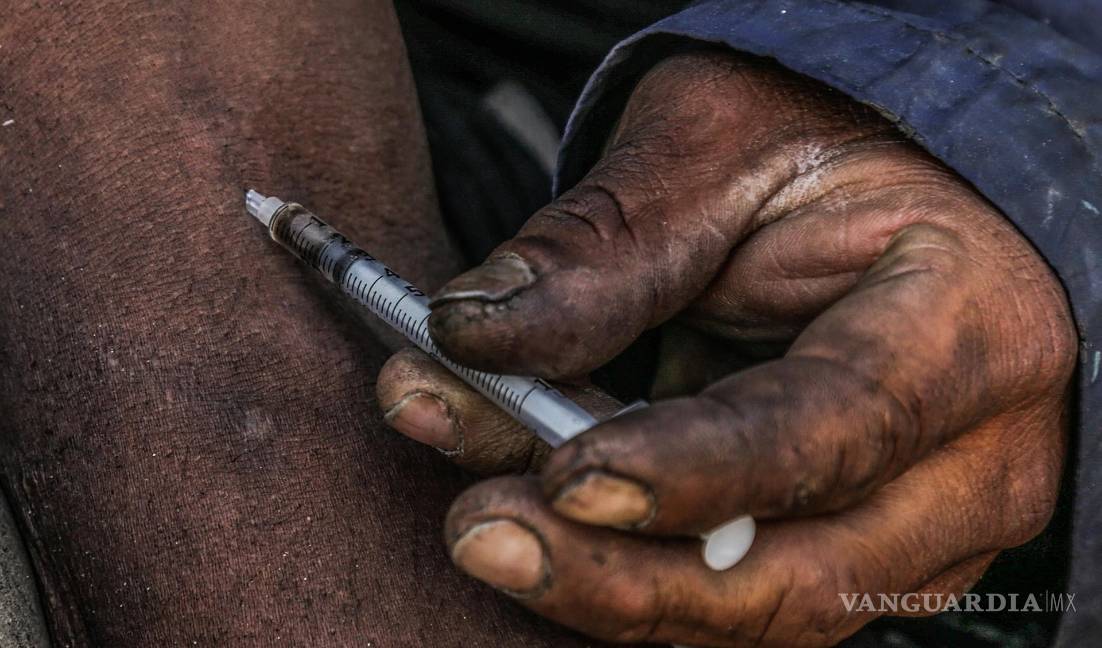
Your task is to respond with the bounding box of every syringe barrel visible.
[248,192,756,573]
[262,199,598,447]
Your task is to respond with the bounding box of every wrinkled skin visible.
[377,52,1077,646]
[0,2,611,646]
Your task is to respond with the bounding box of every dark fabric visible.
[556,1,1102,645]
[413,75,554,263]
[396,0,689,125]
[395,0,691,264]
[959,0,1102,56]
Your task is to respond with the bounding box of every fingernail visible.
[430,254,536,306]
[451,519,548,596]
[384,392,459,451]
[552,471,655,528]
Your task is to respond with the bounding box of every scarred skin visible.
[0,2,610,646]
[377,52,1078,646]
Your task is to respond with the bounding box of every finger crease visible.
[586,181,663,319]
[753,586,789,647]
[641,572,668,643]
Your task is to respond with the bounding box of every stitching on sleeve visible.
[819,0,1089,143]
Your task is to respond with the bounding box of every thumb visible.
[427,51,886,379]
[427,158,742,379]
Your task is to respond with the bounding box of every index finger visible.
[541,220,1073,534]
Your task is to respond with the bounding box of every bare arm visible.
[0,3,596,645]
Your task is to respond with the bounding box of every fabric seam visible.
[826,0,1089,143]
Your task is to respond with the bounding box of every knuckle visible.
[1002,424,1065,545]
[932,199,1076,394]
[1017,482,1061,544]
[1005,499,1056,548]
[375,351,417,406]
[460,422,542,476]
[594,579,664,643]
[631,52,741,113]
[789,564,862,644]
[882,223,969,278]
[444,477,532,539]
[537,182,634,245]
[542,430,618,488]
[1022,280,1078,385]
[379,347,428,379]
[738,357,918,514]
[1045,315,1079,383]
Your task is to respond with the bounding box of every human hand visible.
[376,51,1076,646]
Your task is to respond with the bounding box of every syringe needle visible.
[245,190,756,572]
[245,190,282,228]
[245,189,265,219]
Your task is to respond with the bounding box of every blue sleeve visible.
[554,1,1102,643]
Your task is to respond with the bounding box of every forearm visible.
[0,0,452,486]
[0,0,455,276]
[0,2,498,645]
[0,0,455,449]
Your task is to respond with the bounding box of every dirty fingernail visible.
[552,471,655,528]
[431,254,536,306]
[384,392,459,451]
[451,519,548,596]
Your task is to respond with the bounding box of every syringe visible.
[245,190,755,571]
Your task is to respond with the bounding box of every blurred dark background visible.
[394,0,689,264]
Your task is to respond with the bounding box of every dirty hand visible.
[376,51,1076,646]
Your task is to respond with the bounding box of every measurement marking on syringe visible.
[391,292,410,315]
[398,309,416,337]
[415,313,430,344]
[319,243,334,276]
[490,376,506,403]
[323,247,339,277]
[385,294,405,322]
[366,273,385,301]
[368,289,386,313]
[515,385,537,409]
[290,224,310,260]
[516,384,540,413]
